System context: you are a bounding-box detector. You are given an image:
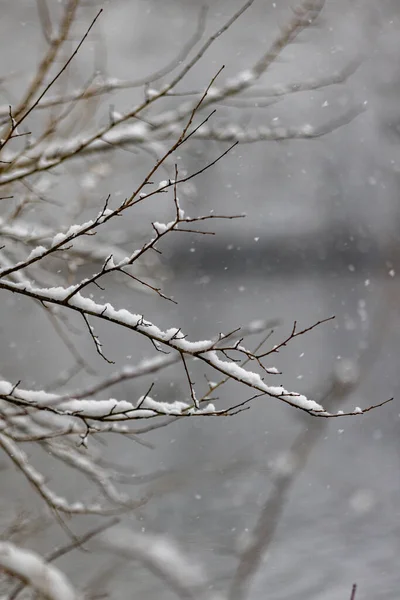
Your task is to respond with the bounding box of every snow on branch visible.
[0,0,363,185]
[0,304,389,419]
[0,432,134,515]
[0,275,325,413]
[0,541,79,600]
[0,216,166,292]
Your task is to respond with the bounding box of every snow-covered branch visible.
[0,2,391,598]
[0,0,362,187]
[0,541,79,600]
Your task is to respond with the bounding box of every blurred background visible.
[1,0,400,598]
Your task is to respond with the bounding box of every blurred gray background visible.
[1,0,400,598]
